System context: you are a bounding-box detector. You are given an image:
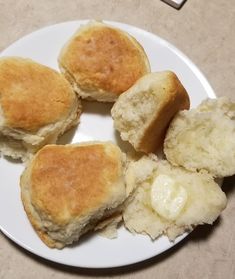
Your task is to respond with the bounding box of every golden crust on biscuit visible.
[0,57,77,131]
[58,21,150,102]
[138,72,190,152]
[20,142,126,248]
[0,57,81,161]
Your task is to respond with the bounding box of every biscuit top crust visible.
[30,143,123,225]
[0,57,76,131]
[59,22,150,95]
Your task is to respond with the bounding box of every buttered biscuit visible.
[123,155,227,240]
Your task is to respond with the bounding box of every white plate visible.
[0,20,216,268]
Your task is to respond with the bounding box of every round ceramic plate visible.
[0,20,216,268]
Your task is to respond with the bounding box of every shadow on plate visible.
[3,155,22,164]
[222,175,235,197]
[57,126,78,145]
[81,100,113,116]
[114,130,136,154]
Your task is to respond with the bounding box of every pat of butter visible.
[151,174,187,220]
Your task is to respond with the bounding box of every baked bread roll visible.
[58,20,150,102]
[164,97,235,177]
[0,57,81,161]
[20,142,126,248]
[123,155,227,241]
[111,71,190,153]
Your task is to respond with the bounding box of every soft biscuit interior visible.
[164,97,235,177]
[111,71,190,153]
[112,88,159,145]
[123,156,227,240]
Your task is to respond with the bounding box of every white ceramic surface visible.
[0,20,216,268]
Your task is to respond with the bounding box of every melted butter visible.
[151,174,187,220]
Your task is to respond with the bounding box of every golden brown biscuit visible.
[0,57,81,160]
[58,20,150,102]
[111,71,190,153]
[20,142,126,248]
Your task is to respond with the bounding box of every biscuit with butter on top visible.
[123,155,227,240]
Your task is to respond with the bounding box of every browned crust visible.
[0,57,77,131]
[20,164,60,248]
[31,144,121,223]
[59,21,150,97]
[137,72,190,153]
[20,143,125,248]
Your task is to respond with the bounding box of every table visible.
[0,1,234,278]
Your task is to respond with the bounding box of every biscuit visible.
[164,97,235,177]
[20,142,126,248]
[111,71,190,153]
[123,155,227,240]
[58,20,150,102]
[0,57,81,161]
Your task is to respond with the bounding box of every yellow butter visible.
[151,174,187,220]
